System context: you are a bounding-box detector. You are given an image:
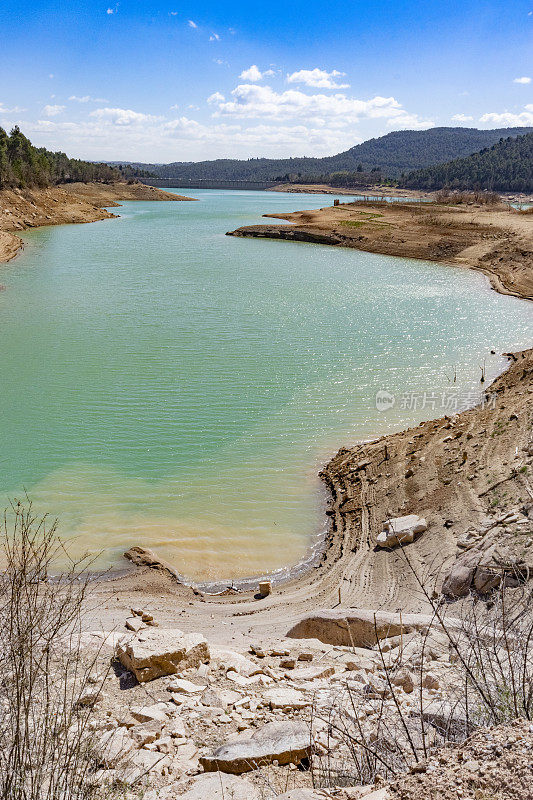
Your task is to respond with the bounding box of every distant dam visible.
[140,178,279,191]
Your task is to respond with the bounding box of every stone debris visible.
[389,718,533,800]
[262,687,311,710]
[94,727,135,767]
[77,606,526,799]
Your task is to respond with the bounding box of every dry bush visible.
[418,214,455,228]
[435,189,501,205]
[310,554,533,789]
[0,500,109,800]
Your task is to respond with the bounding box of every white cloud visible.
[22,112,366,162]
[42,104,65,117]
[169,11,178,15]
[89,107,162,125]
[239,65,264,82]
[106,6,117,14]
[188,20,197,28]
[211,84,431,130]
[480,104,533,125]
[209,33,220,41]
[0,103,26,114]
[451,113,474,123]
[287,68,349,89]
[207,92,225,104]
[69,95,109,104]
[513,76,532,84]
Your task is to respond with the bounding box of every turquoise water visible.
[0,189,531,582]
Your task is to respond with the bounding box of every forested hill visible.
[0,126,121,189]
[124,127,533,182]
[401,132,533,192]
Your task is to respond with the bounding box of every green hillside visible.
[123,126,533,182]
[401,132,533,193]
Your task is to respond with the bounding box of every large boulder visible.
[116,628,209,683]
[287,609,440,648]
[376,515,427,548]
[199,721,311,774]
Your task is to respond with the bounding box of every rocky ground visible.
[76,596,531,800]
[389,718,533,800]
[227,198,533,300]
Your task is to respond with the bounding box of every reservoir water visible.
[1,189,531,583]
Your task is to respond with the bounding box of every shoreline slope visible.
[227,199,533,300]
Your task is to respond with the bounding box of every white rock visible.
[262,687,311,710]
[168,716,188,738]
[178,772,261,800]
[131,702,171,723]
[125,616,145,633]
[131,720,163,746]
[168,677,206,695]
[201,687,242,708]
[210,647,264,677]
[116,629,209,683]
[94,728,135,767]
[376,515,427,548]
[200,720,311,774]
[288,665,335,681]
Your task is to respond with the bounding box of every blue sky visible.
[0,0,532,162]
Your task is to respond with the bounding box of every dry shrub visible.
[435,189,501,205]
[310,553,533,789]
[0,500,109,800]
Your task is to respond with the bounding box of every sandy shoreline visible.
[268,181,533,205]
[0,181,194,265]
[228,197,533,300]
